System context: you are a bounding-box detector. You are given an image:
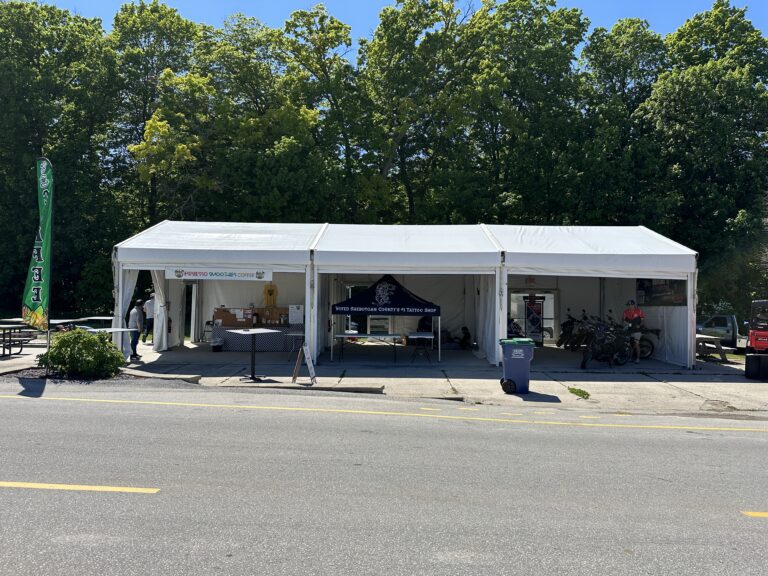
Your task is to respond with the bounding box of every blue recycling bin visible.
[499,338,535,394]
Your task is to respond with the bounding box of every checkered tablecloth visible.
[212,325,304,352]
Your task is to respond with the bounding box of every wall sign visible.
[524,295,544,344]
[165,268,272,281]
[636,279,687,306]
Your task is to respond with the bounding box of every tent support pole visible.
[305,263,312,361]
[438,316,441,362]
[116,263,123,351]
[687,271,697,369]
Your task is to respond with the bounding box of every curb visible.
[120,368,201,384]
[211,383,385,394]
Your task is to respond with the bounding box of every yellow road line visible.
[579,416,600,419]
[1,395,767,433]
[741,511,768,518]
[500,412,523,416]
[458,407,480,411]
[420,407,441,411]
[0,481,159,494]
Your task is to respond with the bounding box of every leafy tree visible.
[582,18,667,112]
[358,0,461,223]
[0,0,766,320]
[109,0,200,227]
[178,14,334,222]
[0,1,120,315]
[635,61,768,310]
[631,0,768,312]
[574,19,667,225]
[667,0,768,79]
[278,6,373,221]
[447,0,588,224]
[129,70,211,219]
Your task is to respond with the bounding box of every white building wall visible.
[199,272,306,325]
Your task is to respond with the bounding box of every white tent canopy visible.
[311,224,502,362]
[313,224,500,271]
[485,225,697,278]
[485,225,698,368]
[112,221,325,355]
[116,221,326,268]
[112,221,698,367]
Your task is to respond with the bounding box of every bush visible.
[38,329,126,379]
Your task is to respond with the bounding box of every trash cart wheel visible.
[501,379,516,394]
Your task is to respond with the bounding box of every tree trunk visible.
[398,141,415,223]
[148,174,158,225]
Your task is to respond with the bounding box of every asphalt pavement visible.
[0,381,766,576]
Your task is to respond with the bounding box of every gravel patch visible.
[3,367,144,383]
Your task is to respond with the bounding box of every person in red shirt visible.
[623,299,644,363]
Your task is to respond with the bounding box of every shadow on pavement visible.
[126,341,749,384]
[516,391,562,403]
[18,377,46,398]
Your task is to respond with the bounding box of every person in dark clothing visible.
[417,316,432,333]
[128,300,144,359]
[458,326,472,350]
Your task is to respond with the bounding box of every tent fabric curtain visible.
[167,279,185,348]
[150,270,168,351]
[113,268,138,358]
[644,306,688,366]
[475,274,496,361]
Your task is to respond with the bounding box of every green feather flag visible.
[22,158,53,330]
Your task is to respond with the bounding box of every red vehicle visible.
[747,300,768,353]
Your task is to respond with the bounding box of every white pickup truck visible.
[696,314,748,349]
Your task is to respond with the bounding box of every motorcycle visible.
[608,310,661,361]
[558,309,660,368]
[557,310,593,351]
[636,327,661,359]
[580,321,631,369]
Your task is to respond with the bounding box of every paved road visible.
[0,380,766,576]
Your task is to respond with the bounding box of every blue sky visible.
[44,0,768,43]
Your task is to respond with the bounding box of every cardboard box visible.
[213,307,254,328]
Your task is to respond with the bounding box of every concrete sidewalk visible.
[2,340,767,418]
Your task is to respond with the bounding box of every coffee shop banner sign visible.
[165,268,273,281]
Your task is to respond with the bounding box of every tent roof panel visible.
[313,224,500,268]
[114,222,697,277]
[116,221,323,266]
[486,225,697,275]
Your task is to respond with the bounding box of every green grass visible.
[568,386,590,400]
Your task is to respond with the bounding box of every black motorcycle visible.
[580,322,631,369]
[607,309,660,361]
[557,310,593,351]
[636,327,661,359]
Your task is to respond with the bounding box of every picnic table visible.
[0,324,34,357]
[696,333,733,362]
